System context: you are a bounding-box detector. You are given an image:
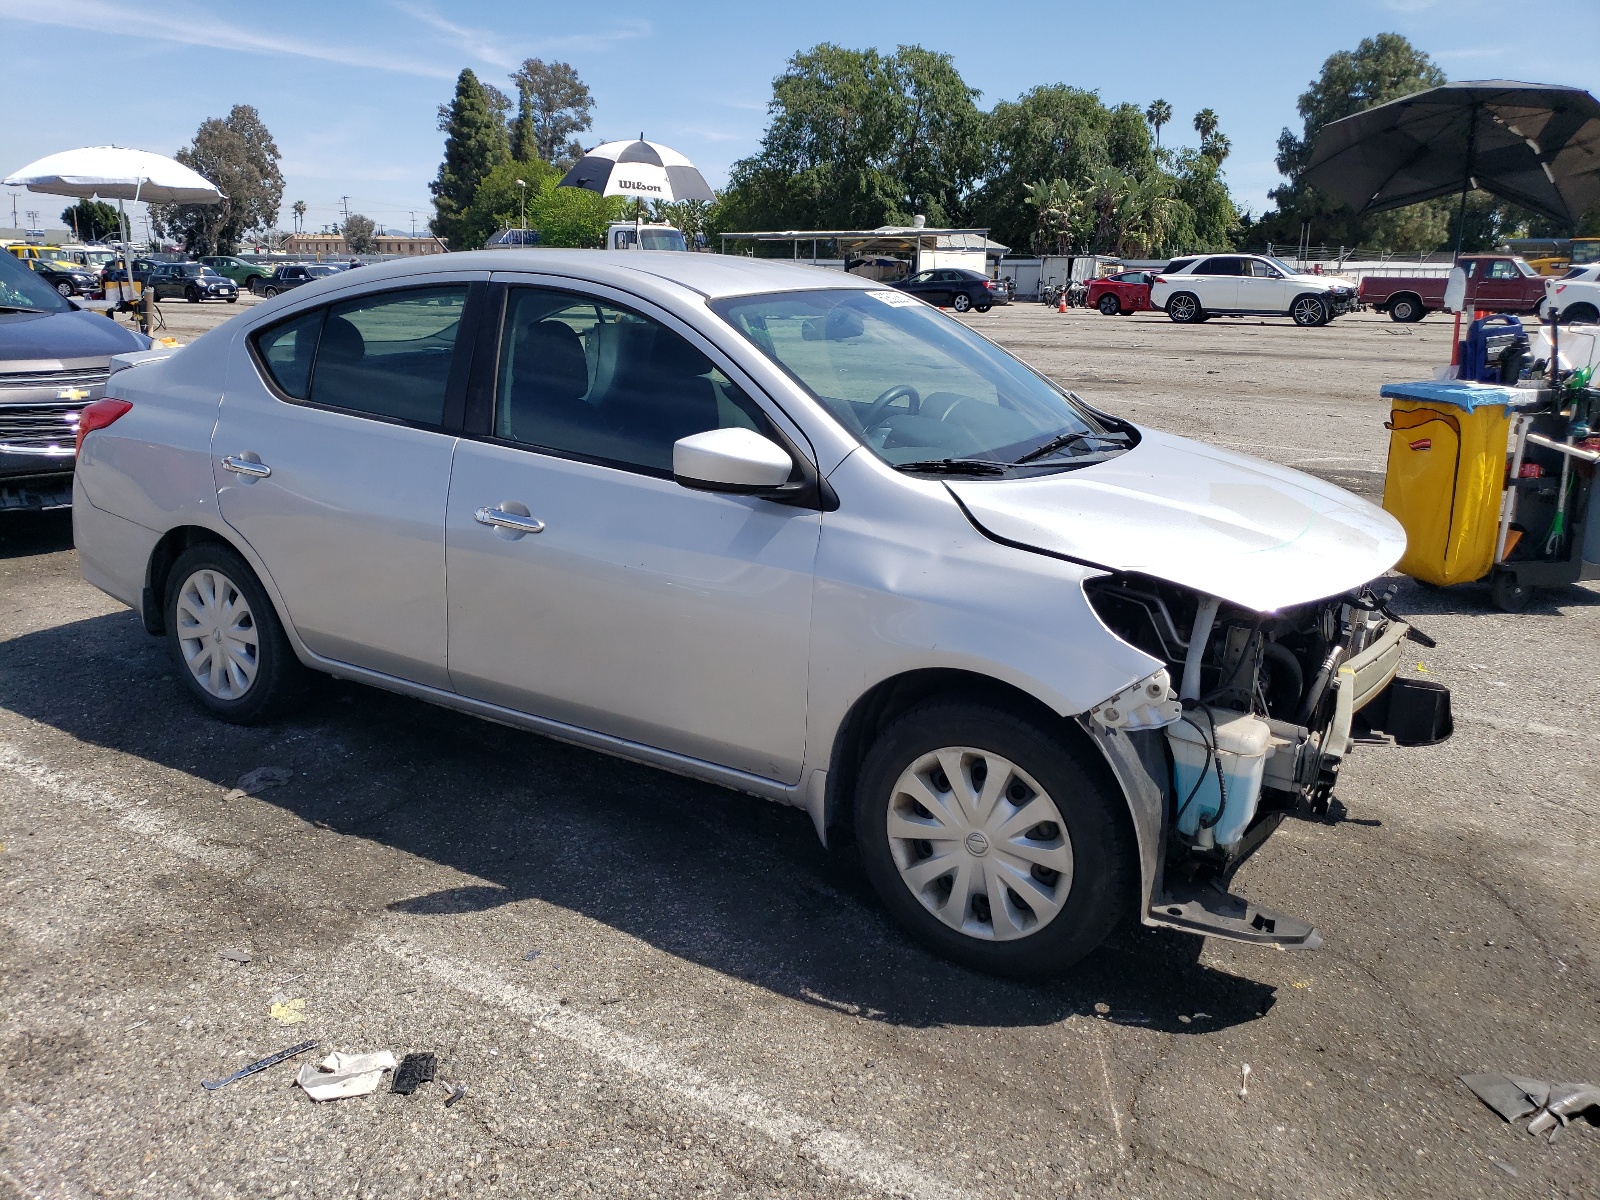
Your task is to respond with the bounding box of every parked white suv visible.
[72,252,1437,977]
[1150,254,1358,326]
[1546,263,1600,325]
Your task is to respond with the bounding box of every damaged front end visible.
[1076,572,1451,949]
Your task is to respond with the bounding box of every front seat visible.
[604,330,721,470]
[502,319,592,448]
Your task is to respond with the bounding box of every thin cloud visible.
[392,3,650,65]
[0,0,455,78]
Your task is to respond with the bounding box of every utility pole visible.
[8,191,16,229]
[410,211,417,238]
[340,196,351,236]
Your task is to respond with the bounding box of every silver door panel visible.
[446,441,819,782]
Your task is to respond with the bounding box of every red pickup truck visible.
[1359,255,1548,323]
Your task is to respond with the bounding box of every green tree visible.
[1193,108,1219,142]
[511,59,594,166]
[460,158,562,249]
[1024,179,1083,253]
[292,199,306,233]
[150,105,284,254]
[1107,102,1156,178]
[1256,33,1446,250]
[719,43,982,234]
[430,68,511,248]
[343,213,376,254]
[1145,99,1172,149]
[61,199,119,241]
[527,174,625,246]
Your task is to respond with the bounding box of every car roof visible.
[315,249,882,301]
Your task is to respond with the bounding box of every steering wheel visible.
[861,384,921,431]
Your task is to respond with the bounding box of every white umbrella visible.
[559,138,716,203]
[4,145,224,204]
[3,146,224,320]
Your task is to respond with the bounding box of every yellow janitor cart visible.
[1379,380,1517,586]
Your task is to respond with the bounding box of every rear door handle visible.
[221,455,271,478]
[474,505,545,535]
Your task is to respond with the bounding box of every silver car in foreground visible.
[73,251,1439,976]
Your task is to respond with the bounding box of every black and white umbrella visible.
[559,138,716,203]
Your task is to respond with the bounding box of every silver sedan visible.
[71,250,1427,976]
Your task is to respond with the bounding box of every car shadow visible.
[0,510,73,559]
[0,609,1279,1036]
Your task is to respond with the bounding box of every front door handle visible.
[221,455,271,478]
[474,505,545,535]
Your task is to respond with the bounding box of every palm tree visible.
[1145,99,1172,149]
[292,200,307,234]
[1193,108,1219,142]
[1201,132,1232,164]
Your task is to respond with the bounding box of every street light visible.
[516,178,527,233]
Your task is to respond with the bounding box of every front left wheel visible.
[1292,294,1328,326]
[952,293,973,313]
[854,701,1133,978]
[1098,293,1120,315]
[164,543,311,724]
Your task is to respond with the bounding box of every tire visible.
[952,293,973,313]
[226,295,238,304]
[186,286,201,303]
[1388,294,1422,323]
[854,700,1134,978]
[163,543,311,724]
[56,281,74,296]
[1561,303,1599,326]
[263,286,279,298]
[1165,292,1203,323]
[974,302,992,313]
[245,275,263,292]
[1489,570,1534,613]
[1098,293,1120,316]
[1292,294,1328,327]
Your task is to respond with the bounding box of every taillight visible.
[984,280,996,289]
[75,398,132,456]
[1153,275,1166,284]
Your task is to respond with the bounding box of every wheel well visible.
[141,525,238,635]
[823,669,1104,844]
[1388,291,1422,311]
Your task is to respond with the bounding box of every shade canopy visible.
[1302,81,1600,226]
[3,145,224,204]
[559,139,716,204]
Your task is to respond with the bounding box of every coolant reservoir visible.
[1168,709,1272,847]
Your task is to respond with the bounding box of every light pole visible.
[516,179,527,234]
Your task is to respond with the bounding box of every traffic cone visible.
[1057,290,1067,313]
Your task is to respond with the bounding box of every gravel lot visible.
[2,295,1596,1199]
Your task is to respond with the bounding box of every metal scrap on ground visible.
[1461,1072,1600,1141]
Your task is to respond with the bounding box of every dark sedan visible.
[100,258,158,287]
[255,263,339,296]
[25,257,101,299]
[892,267,1008,313]
[0,250,149,510]
[148,262,239,303]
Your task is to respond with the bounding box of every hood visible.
[0,308,149,362]
[1289,273,1354,288]
[946,428,1405,612]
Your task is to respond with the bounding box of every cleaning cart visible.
[1379,376,1600,610]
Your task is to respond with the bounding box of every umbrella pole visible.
[117,199,131,314]
[1452,109,1476,265]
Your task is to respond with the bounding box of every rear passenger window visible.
[308,287,467,426]
[1193,257,1240,276]
[253,310,322,400]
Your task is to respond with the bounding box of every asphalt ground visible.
[2,296,1597,1199]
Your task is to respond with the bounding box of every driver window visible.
[908,271,934,284]
[494,286,774,476]
[1250,260,1279,277]
[1488,260,1518,280]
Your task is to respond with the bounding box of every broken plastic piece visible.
[1462,1073,1600,1141]
[1089,669,1181,732]
[226,767,294,799]
[201,1040,317,1091]
[218,948,252,963]
[442,1079,467,1107]
[391,1052,438,1095]
[296,1050,399,1101]
[269,997,307,1025]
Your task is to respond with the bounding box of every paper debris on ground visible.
[227,767,294,800]
[218,948,253,963]
[297,1050,399,1101]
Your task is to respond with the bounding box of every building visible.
[280,232,447,258]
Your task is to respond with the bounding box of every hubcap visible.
[1295,299,1322,324]
[175,569,260,700]
[1172,297,1194,320]
[886,746,1073,941]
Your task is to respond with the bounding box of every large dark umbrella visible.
[1302,81,1600,250]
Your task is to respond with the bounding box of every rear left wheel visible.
[854,701,1133,978]
[164,543,310,724]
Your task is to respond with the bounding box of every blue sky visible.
[2,0,1596,239]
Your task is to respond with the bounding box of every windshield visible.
[1261,256,1297,275]
[1572,240,1600,266]
[0,249,73,312]
[711,288,1124,470]
[617,227,687,251]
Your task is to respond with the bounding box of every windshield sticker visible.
[868,290,922,308]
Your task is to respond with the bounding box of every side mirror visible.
[673,428,793,493]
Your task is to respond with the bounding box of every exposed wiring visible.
[1173,701,1228,833]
